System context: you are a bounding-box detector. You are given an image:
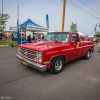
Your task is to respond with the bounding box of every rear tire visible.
[84,50,91,60]
[50,56,64,74]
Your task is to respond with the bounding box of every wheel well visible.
[88,49,92,53]
[61,55,66,64]
[50,55,66,65]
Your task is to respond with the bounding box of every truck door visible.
[69,33,83,61]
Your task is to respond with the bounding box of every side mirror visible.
[71,41,76,45]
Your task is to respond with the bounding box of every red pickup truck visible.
[16,32,94,74]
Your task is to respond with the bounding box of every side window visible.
[62,34,70,43]
[71,34,78,43]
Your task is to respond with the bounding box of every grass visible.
[0,41,18,47]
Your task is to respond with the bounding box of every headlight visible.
[38,52,42,57]
[37,52,42,63]
[37,57,42,63]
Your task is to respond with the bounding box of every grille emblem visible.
[24,52,27,55]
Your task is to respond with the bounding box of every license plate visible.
[23,61,27,66]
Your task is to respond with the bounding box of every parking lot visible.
[0,44,100,100]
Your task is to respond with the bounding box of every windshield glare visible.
[43,32,70,43]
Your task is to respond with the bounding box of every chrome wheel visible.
[55,59,63,71]
[87,51,90,58]
[84,50,91,60]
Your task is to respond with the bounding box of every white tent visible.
[77,32,86,36]
[88,35,94,37]
[35,30,56,36]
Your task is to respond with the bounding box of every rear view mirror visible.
[71,41,76,44]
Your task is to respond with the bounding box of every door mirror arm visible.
[71,41,76,45]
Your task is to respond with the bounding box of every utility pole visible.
[62,0,66,32]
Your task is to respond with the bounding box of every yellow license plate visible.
[23,61,27,66]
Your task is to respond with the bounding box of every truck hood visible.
[19,41,65,52]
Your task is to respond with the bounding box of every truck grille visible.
[19,47,37,61]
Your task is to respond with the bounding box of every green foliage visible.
[0,13,10,31]
[95,31,100,37]
[70,22,78,32]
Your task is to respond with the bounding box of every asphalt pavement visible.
[0,43,100,100]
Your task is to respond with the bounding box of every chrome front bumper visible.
[16,54,47,71]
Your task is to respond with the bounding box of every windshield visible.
[43,32,70,43]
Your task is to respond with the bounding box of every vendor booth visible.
[10,19,49,44]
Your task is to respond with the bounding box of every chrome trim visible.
[16,54,46,71]
[20,47,37,56]
[18,47,43,63]
[18,47,37,62]
[55,59,63,71]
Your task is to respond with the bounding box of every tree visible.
[70,22,78,32]
[95,31,100,37]
[0,13,10,32]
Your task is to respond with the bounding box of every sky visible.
[0,0,100,35]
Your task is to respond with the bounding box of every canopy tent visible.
[77,32,86,36]
[10,19,49,32]
[10,19,49,44]
[88,35,94,37]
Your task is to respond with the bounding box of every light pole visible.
[62,0,66,32]
[2,0,4,32]
[2,0,3,15]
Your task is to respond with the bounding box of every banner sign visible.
[26,25,49,32]
[17,5,19,39]
[46,14,49,28]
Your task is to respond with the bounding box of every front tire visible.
[50,56,64,74]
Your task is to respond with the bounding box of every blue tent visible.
[10,19,49,44]
[11,19,48,32]
[21,19,42,30]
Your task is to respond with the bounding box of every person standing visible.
[3,33,5,41]
[93,37,96,43]
[89,37,93,41]
[96,38,98,44]
[7,32,9,40]
[27,34,31,42]
[5,33,7,40]
[41,33,45,40]
[1,33,3,40]
[23,33,26,41]
[84,36,89,41]
[40,33,43,40]
[38,34,41,41]
[32,33,36,42]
